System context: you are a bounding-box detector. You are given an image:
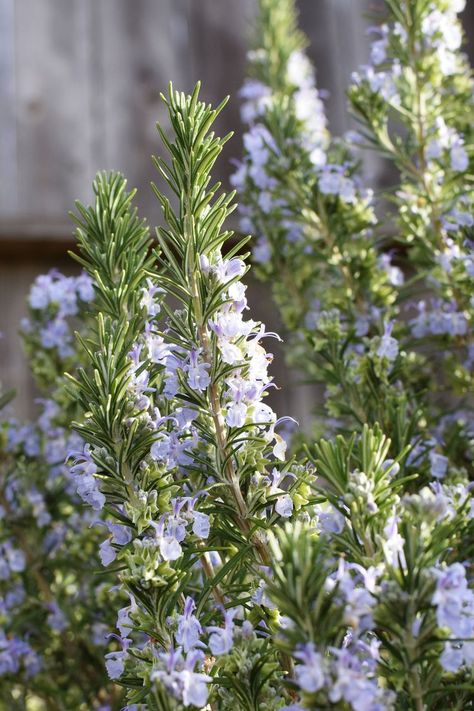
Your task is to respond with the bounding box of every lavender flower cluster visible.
[67,161,309,708]
[0,271,121,707]
[23,269,94,359]
[350,0,474,352]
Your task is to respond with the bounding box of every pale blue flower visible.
[176,597,203,653]
[69,446,105,511]
[151,647,212,708]
[429,451,448,479]
[187,349,211,392]
[294,643,325,693]
[192,511,210,539]
[47,602,67,632]
[376,322,398,361]
[99,539,116,567]
[105,636,130,680]
[207,608,237,656]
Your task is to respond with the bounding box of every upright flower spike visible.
[234,0,415,443]
[350,0,474,256]
[234,0,400,339]
[68,87,309,708]
[151,84,294,563]
[348,0,474,458]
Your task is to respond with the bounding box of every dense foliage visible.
[0,1,472,709]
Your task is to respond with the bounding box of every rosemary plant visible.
[67,86,308,709]
[66,83,473,709]
[1,2,473,709]
[235,0,474,485]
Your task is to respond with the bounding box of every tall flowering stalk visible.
[68,86,310,709]
[349,0,474,457]
[232,0,411,442]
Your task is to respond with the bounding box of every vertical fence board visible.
[0,0,18,214]
[186,0,256,183]
[14,0,96,217]
[95,0,190,220]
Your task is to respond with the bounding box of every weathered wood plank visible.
[94,0,191,219]
[0,0,18,214]
[14,0,96,217]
